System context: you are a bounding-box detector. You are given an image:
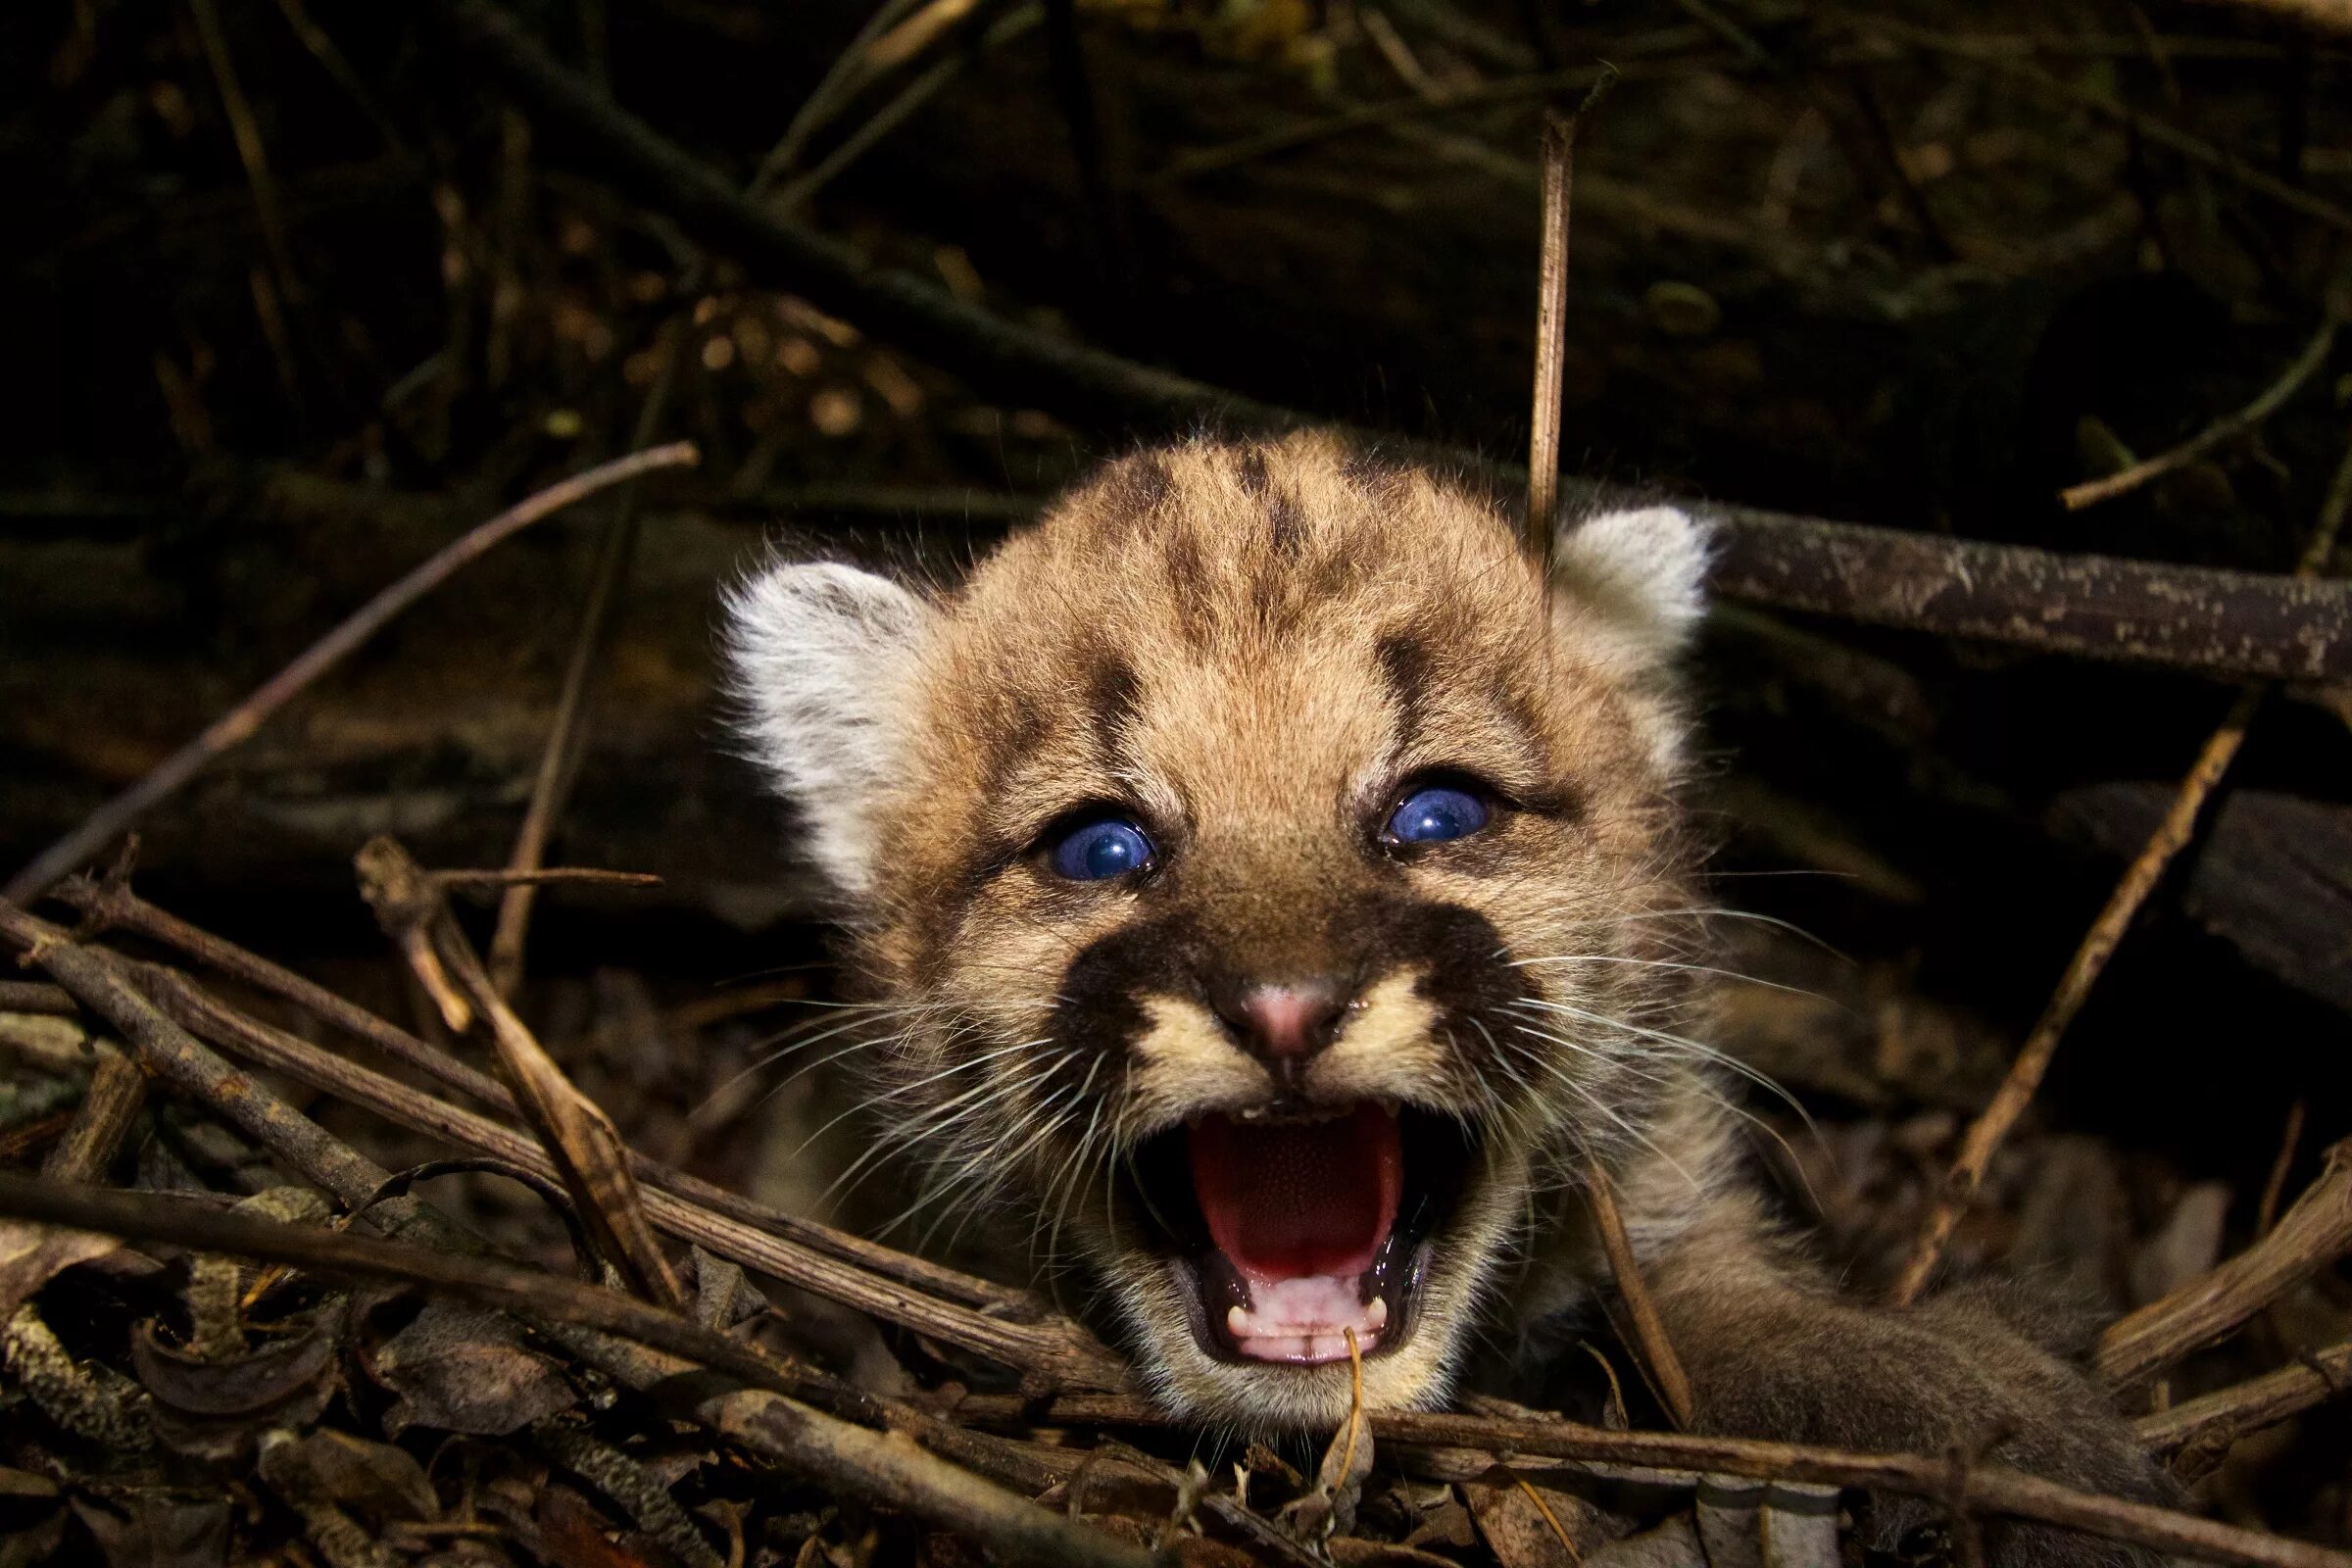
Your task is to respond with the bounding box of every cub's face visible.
[730,435,1710,1427]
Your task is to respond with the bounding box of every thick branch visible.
[1699,499,2352,682]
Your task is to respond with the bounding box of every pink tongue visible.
[1188,1103,1402,1279]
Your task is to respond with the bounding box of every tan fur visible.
[733,432,2164,1561]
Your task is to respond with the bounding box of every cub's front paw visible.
[1672,1293,2168,1567]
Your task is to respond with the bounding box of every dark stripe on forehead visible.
[1111,451,1174,526]
[1161,529,1217,644]
[1086,650,1140,764]
[974,686,1049,813]
[1377,631,1431,746]
[1234,447,1270,496]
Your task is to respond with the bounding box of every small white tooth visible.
[1227,1305,1249,1337]
[1367,1297,1390,1330]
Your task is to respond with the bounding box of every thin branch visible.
[2133,1339,2352,1458]
[1694,498,2352,681]
[2062,314,2340,511]
[127,961,1127,1389]
[1584,1158,1695,1429]
[2097,1143,2352,1387]
[1892,432,2352,1304]
[38,1044,144,1185]
[0,1174,1152,1568]
[1147,62,1650,185]
[2,442,699,905]
[434,866,662,891]
[188,0,310,356]
[360,837,683,1306]
[49,876,1030,1315]
[0,982,78,1015]
[0,901,451,1245]
[2256,1100,2309,1239]
[957,1396,2352,1568]
[485,332,688,997]
[418,0,2352,683]
[1888,681,2264,1303]
[1525,70,1615,567]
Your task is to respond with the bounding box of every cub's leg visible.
[1642,1202,2170,1567]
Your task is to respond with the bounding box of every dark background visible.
[4,0,2351,1535]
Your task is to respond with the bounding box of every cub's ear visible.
[1549,503,1713,674]
[724,559,934,903]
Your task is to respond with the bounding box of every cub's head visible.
[728,433,1710,1427]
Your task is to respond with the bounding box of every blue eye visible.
[1385,784,1490,845]
[1049,816,1155,881]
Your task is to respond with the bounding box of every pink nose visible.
[1219,981,1348,1061]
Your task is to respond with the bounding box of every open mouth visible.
[1127,1102,1475,1366]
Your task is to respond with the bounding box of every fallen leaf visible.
[687,1246,765,1331]
[0,1220,119,1318]
[67,1494,230,1568]
[130,1321,336,1416]
[1587,1511,1706,1568]
[257,1428,440,1525]
[367,1299,576,1437]
[1402,1498,1476,1551]
[1462,1470,1610,1568]
[535,1483,666,1568]
[146,1372,338,1466]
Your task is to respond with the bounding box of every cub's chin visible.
[1098,1099,1518,1428]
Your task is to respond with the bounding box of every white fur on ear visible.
[724,560,933,903]
[1550,504,1713,674]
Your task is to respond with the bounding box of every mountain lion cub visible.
[728,432,2162,1561]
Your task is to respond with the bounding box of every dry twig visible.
[1526,71,1617,571]
[2133,1338,2352,1459]
[0,1175,1152,1568]
[358,837,683,1305]
[38,1043,143,1185]
[123,957,1126,1388]
[953,1396,2352,1568]
[2062,314,2340,511]
[2097,1143,2352,1387]
[49,875,1034,1315]
[1584,1159,1695,1429]
[1891,435,2352,1304]
[2,442,699,905]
